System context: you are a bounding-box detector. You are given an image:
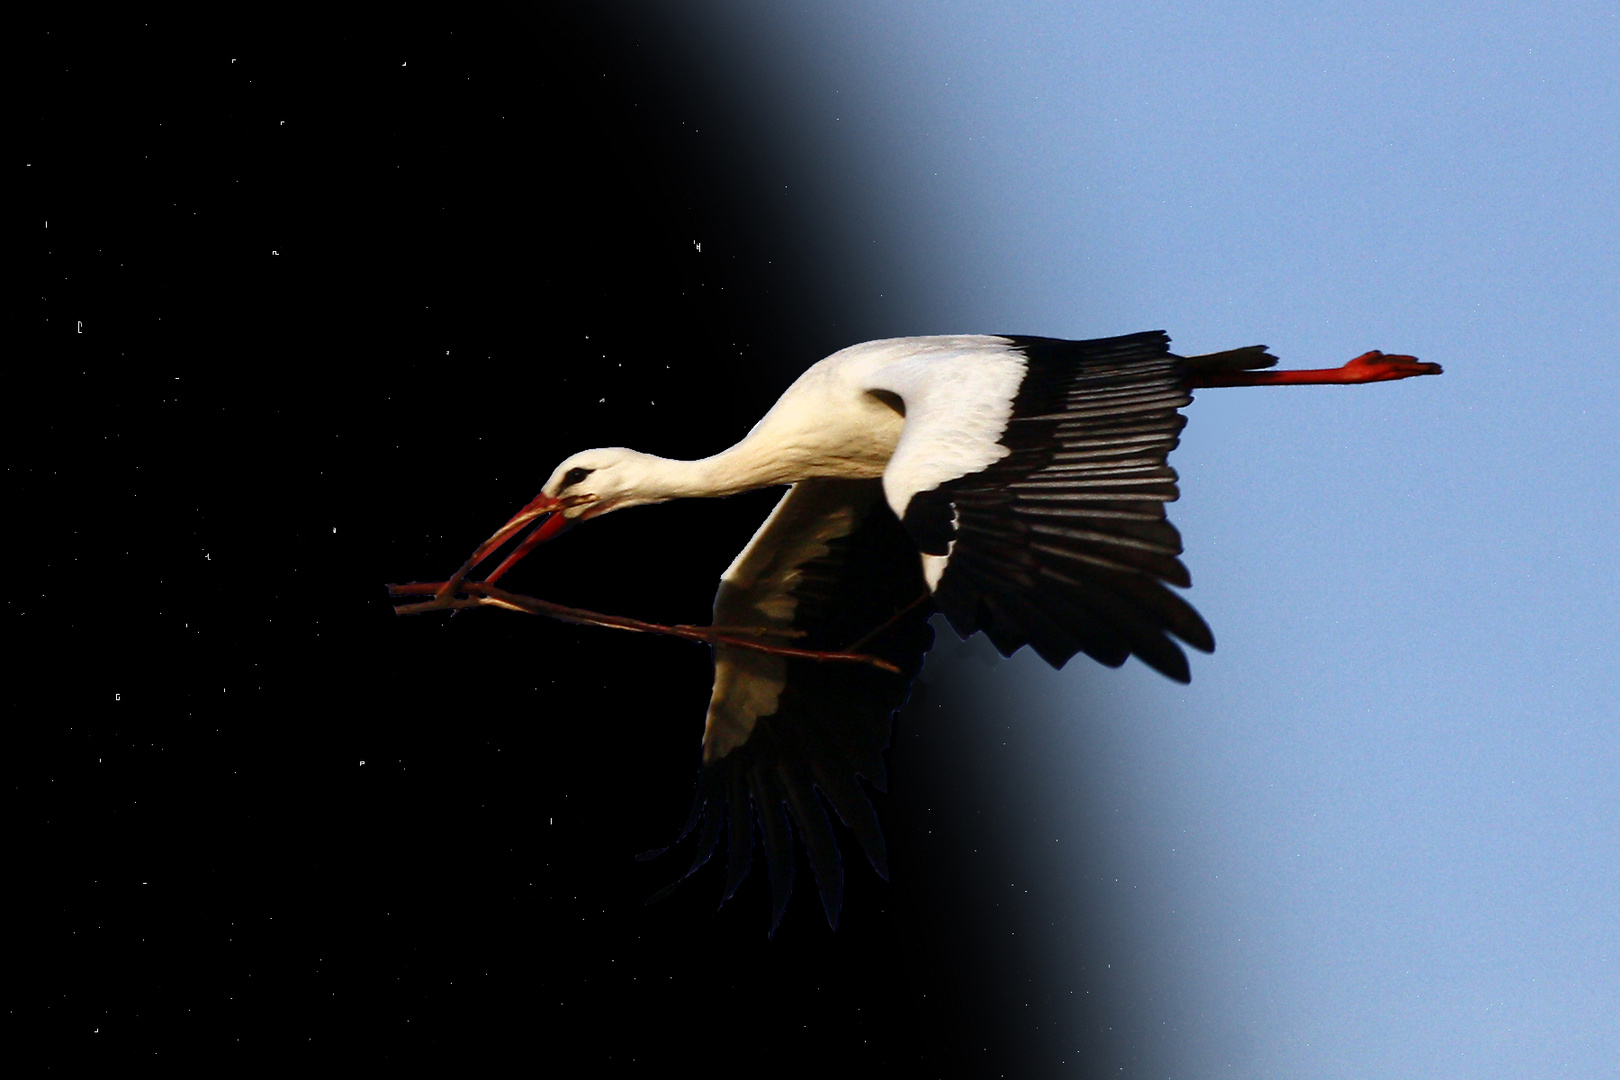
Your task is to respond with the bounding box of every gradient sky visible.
[641,1,1618,1074]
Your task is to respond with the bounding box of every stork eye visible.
[561,467,593,489]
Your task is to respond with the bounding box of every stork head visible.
[538,447,674,519]
[458,447,664,587]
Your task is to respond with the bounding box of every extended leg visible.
[1187,351,1442,389]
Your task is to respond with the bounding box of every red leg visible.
[1187,350,1442,388]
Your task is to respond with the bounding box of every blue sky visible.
[646,2,1617,1073]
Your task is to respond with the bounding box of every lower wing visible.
[644,478,935,934]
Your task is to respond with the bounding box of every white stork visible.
[434,331,1439,932]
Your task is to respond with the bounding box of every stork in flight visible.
[404,331,1439,932]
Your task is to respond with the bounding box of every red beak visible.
[439,491,575,597]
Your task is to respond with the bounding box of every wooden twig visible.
[386,579,899,673]
[844,590,934,653]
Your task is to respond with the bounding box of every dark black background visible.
[21,7,1158,1075]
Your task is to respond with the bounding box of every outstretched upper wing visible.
[646,478,934,934]
[865,331,1244,682]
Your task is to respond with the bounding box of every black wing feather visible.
[913,331,1231,681]
[752,765,796,933]
[721,769,753,903]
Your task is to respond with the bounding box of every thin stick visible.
[844,590,934,653]
[387,580,899,673]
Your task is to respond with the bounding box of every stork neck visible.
[636,439,797,501]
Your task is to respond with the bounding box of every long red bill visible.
[483,509,573,584]
[436,492,574,598]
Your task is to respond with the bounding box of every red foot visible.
[1187,350,1442,388]
[1337,351,1444,383]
